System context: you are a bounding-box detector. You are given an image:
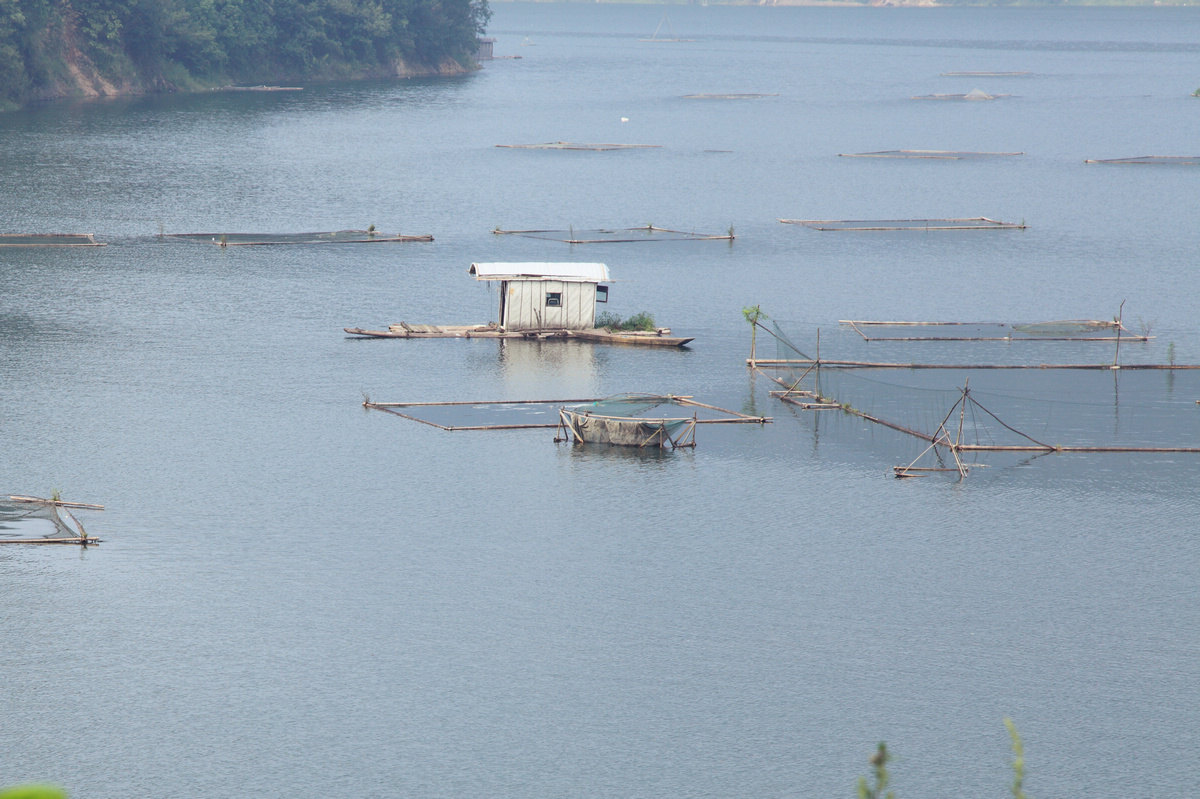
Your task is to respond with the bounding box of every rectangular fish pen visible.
[745,314,1200,478]
[0,233,105,247]
[780,218,1025,231]
[167,230,432,245]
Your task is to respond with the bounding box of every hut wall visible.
[502,279,598,330]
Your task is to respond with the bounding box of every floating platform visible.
[216,85,303,92]
[1084,155,1200,165]
[492,224,733,243]
[839,150,1024,159]
[779,217,1026,231]
[167,230,432,245]
[344,324,693,347]
[496,142,660,151]
[0,233,105,247]
[682,93,777,99]
[940,71,1030,77]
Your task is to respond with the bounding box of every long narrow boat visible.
[567,329,693,347]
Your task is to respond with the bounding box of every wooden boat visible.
[567,329,692,347]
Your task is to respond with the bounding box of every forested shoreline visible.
[0,0,491,108]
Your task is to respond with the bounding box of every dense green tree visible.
[0,0,491,107]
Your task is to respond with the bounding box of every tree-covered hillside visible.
[0,0,491,107]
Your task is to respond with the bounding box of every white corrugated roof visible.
[469,262,610,282]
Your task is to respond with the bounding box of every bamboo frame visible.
[492,225,733,243]
[3,495,102,545]
[779,217,1025,231]
[363,396,768,433]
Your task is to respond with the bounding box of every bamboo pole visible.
[0,537,101,545]
[9,495,104,510]
[749,359,1200,370]
[673,397,769,421]
[366,396,691,408]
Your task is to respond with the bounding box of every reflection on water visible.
[3,4,1200,799]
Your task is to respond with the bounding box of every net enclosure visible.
[360,394,768,445]
[1,496,103,544]
[1084,156,1200,165]
[0,233,104,246]
[167,230,432,245]
[780,218,1025,231]
[496,142,660,151]
[751,318,1200,478]
[492,225,734,243]
[838,150,1023,159]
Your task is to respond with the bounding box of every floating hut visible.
[346,262,693,346]
[469,262,609,331]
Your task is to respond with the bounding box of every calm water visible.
[3,3,1200,797]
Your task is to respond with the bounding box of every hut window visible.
[546,292,562,307]
[596,285,609,303]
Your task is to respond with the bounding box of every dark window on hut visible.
[596,285,609,303]
[546,292,562,307]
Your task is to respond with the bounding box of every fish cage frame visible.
[0,233,105,247]
[779,217,1026,231]
[837,318,1145,342]
[744,314,1200,478]
[492,224,734,243]
[838,150,1024,159]
[166,230,433,246]
[361,395,768,433]
[2,495,104,545]
[556,408,698,449]
[1084,155,1200,165]
[495,142,661,151]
